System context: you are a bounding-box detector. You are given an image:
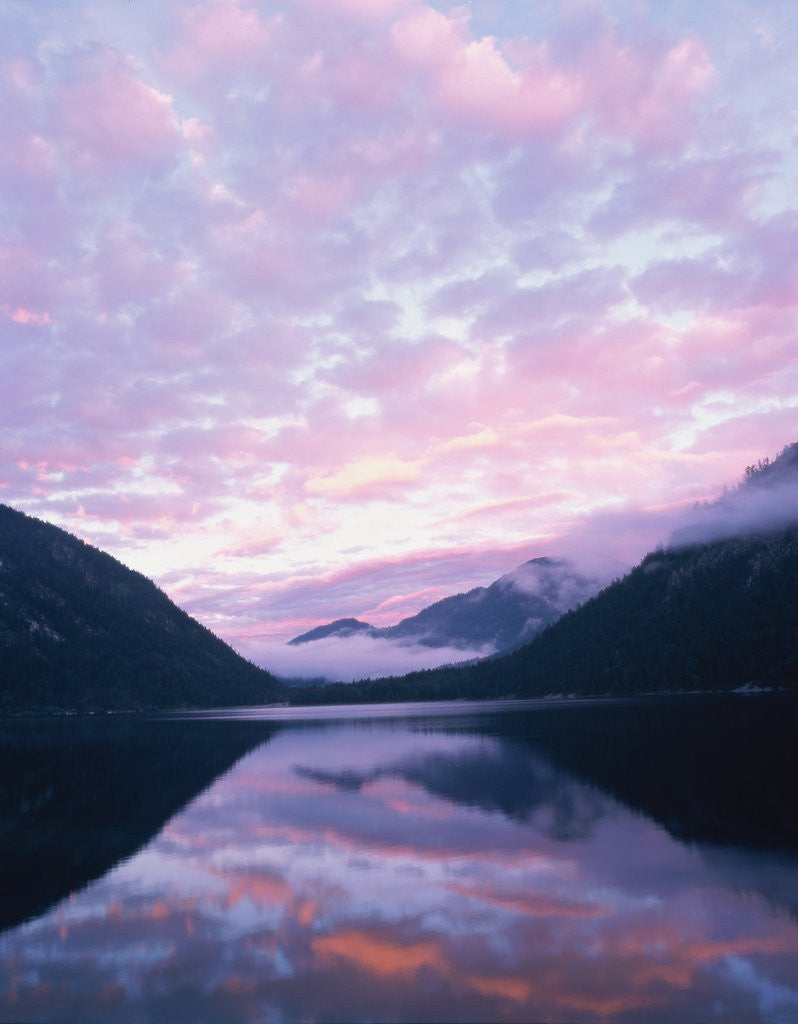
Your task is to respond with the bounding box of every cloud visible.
[55,50,181,180]
[496,558,603,605]
[0,0,795,655]
[171,539,549,643]
[163,1,281,82]
[391,7,583,137]
[313,928,445,978]
[668,454,798,548]
[238,631,494,682]
[305,454,427,499]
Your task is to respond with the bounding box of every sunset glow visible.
[2,0,796,664]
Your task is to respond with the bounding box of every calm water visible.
[1,695,798,1023]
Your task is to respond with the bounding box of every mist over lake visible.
[2,694,797,1024]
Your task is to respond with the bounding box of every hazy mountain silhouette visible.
[289,557,603,654]
[288,617,373,645]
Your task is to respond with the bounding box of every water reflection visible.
[1,696,798,1023]
[0,717,274,932]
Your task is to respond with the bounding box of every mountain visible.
[381,558,604,650]
[670,442,798,547]
[0,504,281,712]
[488,523,798,699]
[288,617,373,646]
[289,557,604,654]
[290,443,798,704]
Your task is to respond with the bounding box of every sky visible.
[1,0,796,673]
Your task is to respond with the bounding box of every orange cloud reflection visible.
[297,899,318,927]
[313,928,446,979]
[220,870,292,909]
[448,881,607,919]
[467,972,533,1003]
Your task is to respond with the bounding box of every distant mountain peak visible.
[289,556,606,658]
[289,618,374,646]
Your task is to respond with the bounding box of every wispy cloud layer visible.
[252,634,494,683]
[1,0,795,660]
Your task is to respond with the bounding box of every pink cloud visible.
[631,256,743,313]
[589,35,715,148]
[319,0,412,21]
[305,454,427,499]
[55,55,180,177]
[2,303,52,326]
[476,266,627,338]
[391,6,464,67]
[282,171,353,224]
[590,151,766,238]
[391,7,582,136]
[440,42,582,135]
[165,1,280,81]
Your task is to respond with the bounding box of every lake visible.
[1,694,797,1023]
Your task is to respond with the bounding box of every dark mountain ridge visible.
[0,504,281,712]
[288,617,373,645]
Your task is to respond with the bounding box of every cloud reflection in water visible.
[1,706,798,1023]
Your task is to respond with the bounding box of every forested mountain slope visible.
[490,524,798,698]
[0,504,281,712]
